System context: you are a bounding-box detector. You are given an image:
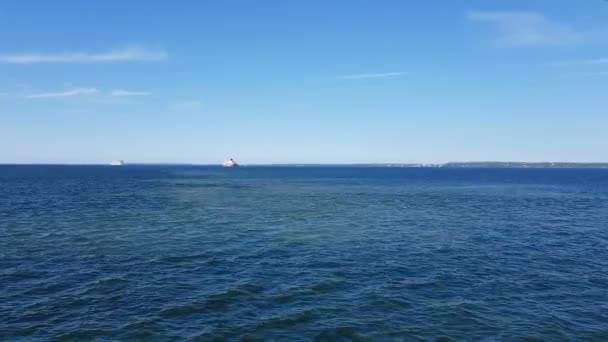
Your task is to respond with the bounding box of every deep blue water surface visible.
[1,166,608,340]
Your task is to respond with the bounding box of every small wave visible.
[158,253,214,263]
[308,280,348,294]
[55,328,114,340]
[159,285,262,319]
[257,309,319,329]
[314,327,370,341]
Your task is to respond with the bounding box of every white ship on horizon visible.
[222,158,239,167]
[110,160,125,166]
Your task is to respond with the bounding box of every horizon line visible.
[1,161,608,166]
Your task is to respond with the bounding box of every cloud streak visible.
[25,87,151,99]
[333,72,406,80]
[467,11,583,47]
[0,47,167,64]
[110,89,151,97]
[25,87,100,98]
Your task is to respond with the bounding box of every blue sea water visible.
[1,165,608,341]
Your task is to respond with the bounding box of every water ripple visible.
[1,166,608,340]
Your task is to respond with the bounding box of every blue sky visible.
[1,0,607,164]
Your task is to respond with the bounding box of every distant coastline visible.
[434,162,608,169]
[249,162,608,169]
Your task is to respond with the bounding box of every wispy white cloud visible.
[333,72,406,80]
[0,47,167,64]
[25,87,100,98]
[110,89,151,97]
[466,11,583,47]
[25,87,151,99]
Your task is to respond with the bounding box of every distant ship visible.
[222,158,239,167]
[110,160,125,166]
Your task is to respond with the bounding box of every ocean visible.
[1,165,608,340]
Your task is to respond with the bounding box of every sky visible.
[1,0,607,164]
